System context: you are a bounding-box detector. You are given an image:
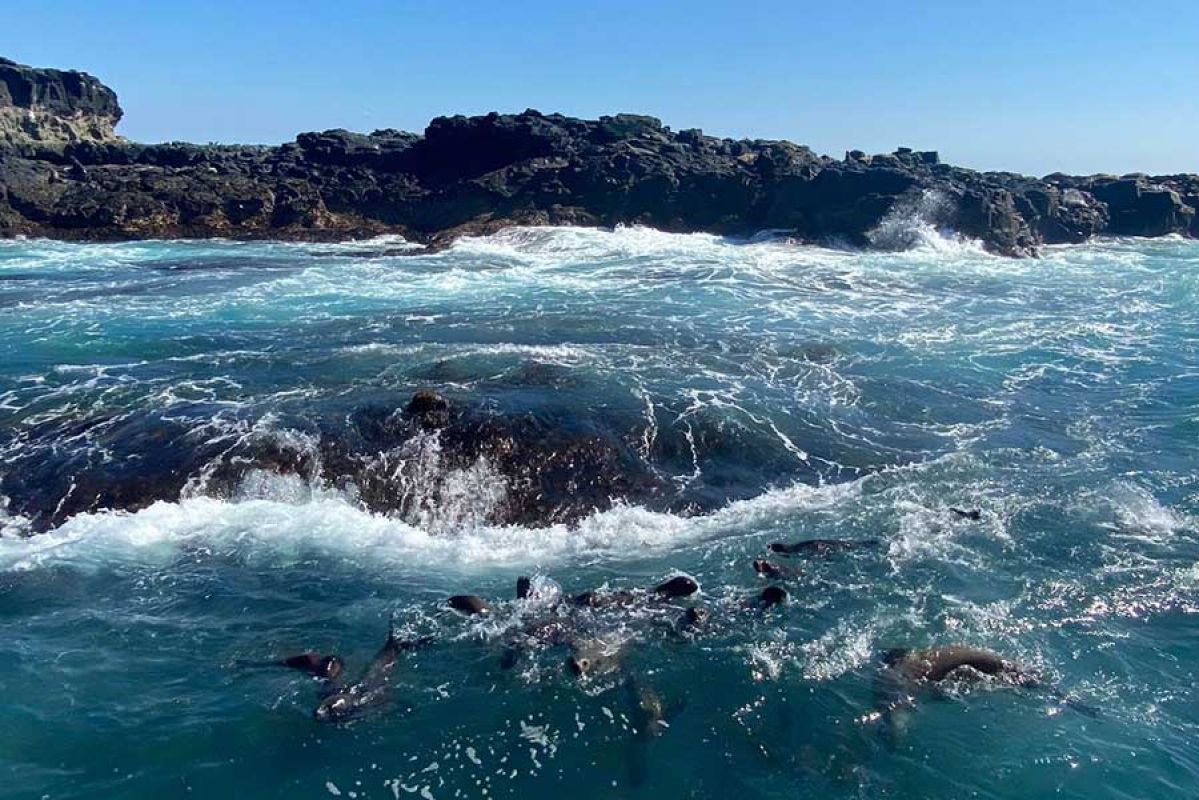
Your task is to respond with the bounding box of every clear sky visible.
[8,0,1198,176]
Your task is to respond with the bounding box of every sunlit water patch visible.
[0,229,1197,799]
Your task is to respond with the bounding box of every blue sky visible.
[8,0,1198,175]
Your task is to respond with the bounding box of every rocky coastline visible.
[1,55,1196,256]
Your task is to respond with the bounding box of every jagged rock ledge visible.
[0,57,121,146]
[0,57,1195,256]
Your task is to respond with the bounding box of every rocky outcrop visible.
[0,57,121,145]
[0,392,668,533]
[0,57,1195,255]
[1046,174,1196,238]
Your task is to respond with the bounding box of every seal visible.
[574,589,639,609]
[881,645,1029,684]
[237,653,345,681]
[678,606,709,631]
[447,594,491,616]
[499,617,573,670]
[949,507,982,521]
[313,622,430,723]
[753,586,788,609]
[751,559,801,579]
[653,576,698,599]
[516,576,532,600]
[767,538,879,556]
[625,676,672,737]
[871,644,1098,738]
[575,576,698,609]
[567,636,627,679]
[281,653,345,680]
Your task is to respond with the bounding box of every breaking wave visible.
[0,468,863,573]
[868,189,987,254]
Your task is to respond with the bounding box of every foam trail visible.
[0,473,863,574]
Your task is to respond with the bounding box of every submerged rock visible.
[0,394,670,533]
[1,56,1195,254]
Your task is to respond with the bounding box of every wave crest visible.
[868,190,986,255]
[0,474,863,573]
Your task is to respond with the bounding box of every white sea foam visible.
[867,190,988,256]
[0,471,864,574]
[1104,482,1192,542]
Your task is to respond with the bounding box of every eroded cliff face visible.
[0,56,1194,255]
[0,57,122,145]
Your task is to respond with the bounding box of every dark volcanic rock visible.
[0,56,1196,254]
[1085,177,1195,237]
[0,57,121,145]
[0,397,667,533]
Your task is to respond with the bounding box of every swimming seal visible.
[881,645,1028,684]
[949,507,982,521]
[313,622,430,723]
[625,676,672,737]
[754,586,788,609]
[499,617,573,670]
[574,589,639,609]
[872,644,1098,737]
[653,576,698,599]
[767,538,879,556]
[280,653,345,681]
[576,576,697,610]
[448,594,491,616]
[752,559,801,579]
[516,576,532,600]
[567,637,627,679]
[679,606,709,630]
[237,653,345,681]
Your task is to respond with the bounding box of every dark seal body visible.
[652,576,698,599]
[752,559,801,579]
[768,538,879,556]
[281,653,345,681]
[236,652,344,681]
[448,595,491,616]
[754,586,788,609]
[313,628,428,722]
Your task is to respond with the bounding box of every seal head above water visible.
[313,623,430,723]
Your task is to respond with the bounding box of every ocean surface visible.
[1,226,1197,799]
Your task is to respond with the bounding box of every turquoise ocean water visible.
[0,227,1197,799]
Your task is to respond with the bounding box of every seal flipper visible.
[1015,674,1100,718]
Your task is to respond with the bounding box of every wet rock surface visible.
[0,57,1195,256]
[0,393,673,534]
